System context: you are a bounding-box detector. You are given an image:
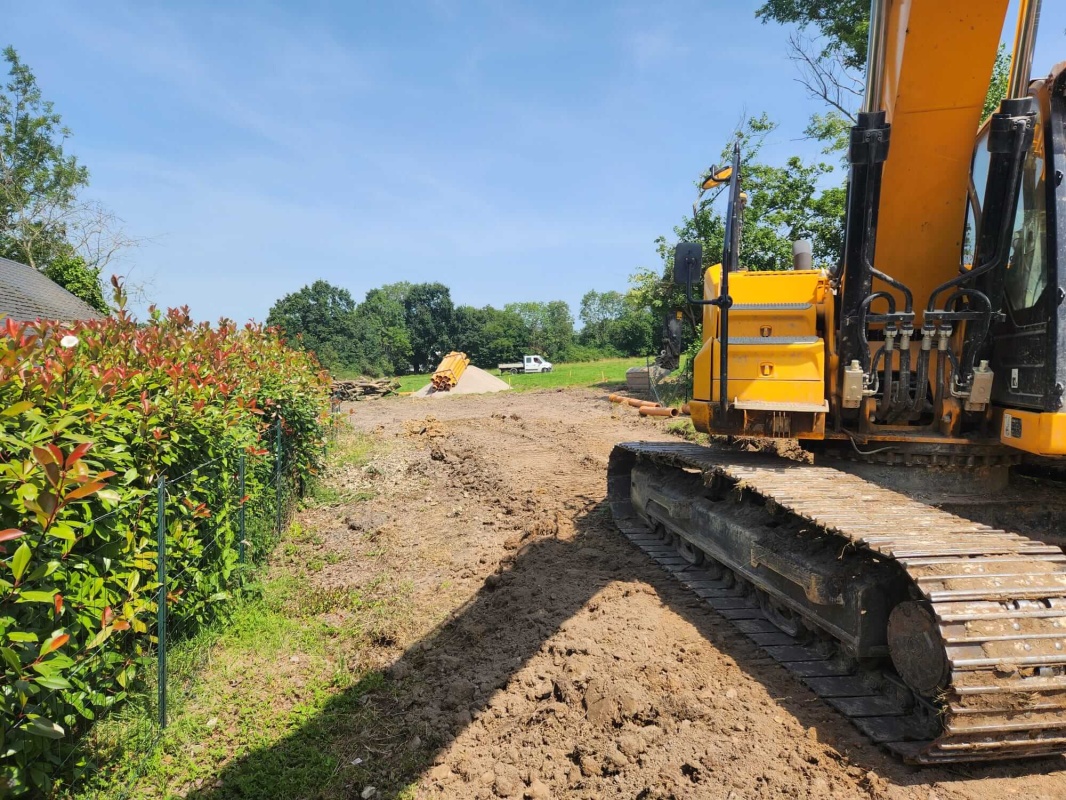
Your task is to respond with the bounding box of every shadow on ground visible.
[185,501,1063,799]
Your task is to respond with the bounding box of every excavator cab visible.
[984,68,1064,452]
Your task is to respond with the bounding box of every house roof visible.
[0,256,104,322]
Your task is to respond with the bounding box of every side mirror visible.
[673,242,703,285]
[701,165,733,191]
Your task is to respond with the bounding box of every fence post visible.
[274,418,283,536]
[238,454,246,565]
[156,474,167,729]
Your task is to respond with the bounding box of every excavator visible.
[608,0,1066,762]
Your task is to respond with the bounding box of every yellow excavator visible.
[609,0,1066,762]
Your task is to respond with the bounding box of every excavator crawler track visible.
[608,441,1066,763]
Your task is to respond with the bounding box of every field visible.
[109,387,1066,800]
[386,356,650,393]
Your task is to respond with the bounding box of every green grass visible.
[76,576,410,800]
[391,356,649,394]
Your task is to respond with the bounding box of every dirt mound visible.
[413,365,511,397]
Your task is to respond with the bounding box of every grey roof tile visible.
[0,256,104,322]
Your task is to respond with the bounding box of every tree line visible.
[266,280,659,375]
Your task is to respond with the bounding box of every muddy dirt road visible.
[332,388,1066,799]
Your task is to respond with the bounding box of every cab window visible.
[962,130,991,267]
[1003,118,1048,317]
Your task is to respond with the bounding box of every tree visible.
[454,304,527,365]
[503,300,575,359]
[544,300,575,359]
[0,46,135,310]
[578,290,626,350]
[756,1,869,69]
[43,248,108,313]
[403,282,456,373]
[266,280,370,373]
[358,282,412,375]
[983,46,1010,122]
[690,116,844,271]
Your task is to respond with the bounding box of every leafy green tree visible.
[576,290,655,356]
[543,300,576,359]
[606,302,656,356]
[403,282,456,372]
[756,0,869,69]
[578,290,626,350]
[503,300,575,359]
[688,116,844,271]
[454,304,527,365]
[0,46,134,311]
[0,47,88,267]
[266,280,371,373]
[358,282,412,375]
[42,248,108,313]
[983,46,1010,122]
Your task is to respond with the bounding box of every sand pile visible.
[413,365,511,397]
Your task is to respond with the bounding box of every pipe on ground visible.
[639,406,680,418]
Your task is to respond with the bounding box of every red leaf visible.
[0,529,25,543]
[65,442,93,469]
[54,594,63,615]
[41,633,69,656]
[65,481,105,501]
[47,443,64,466]
[32,445,57,466]
[95,470,117,480]
[112,620,130,631]
[101,606,114,627]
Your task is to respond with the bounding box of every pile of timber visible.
[331,378,399,401]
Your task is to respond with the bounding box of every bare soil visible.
[291,389,1066,798]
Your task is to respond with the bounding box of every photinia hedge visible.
[0,283,331,796]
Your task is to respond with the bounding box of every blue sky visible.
[5,1,1066,323]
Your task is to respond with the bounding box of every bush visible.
[553,343,620,363]
[0,286,330,796]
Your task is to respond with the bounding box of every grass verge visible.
[391,356,650,394]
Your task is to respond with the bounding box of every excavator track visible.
[608,441,1066,763]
